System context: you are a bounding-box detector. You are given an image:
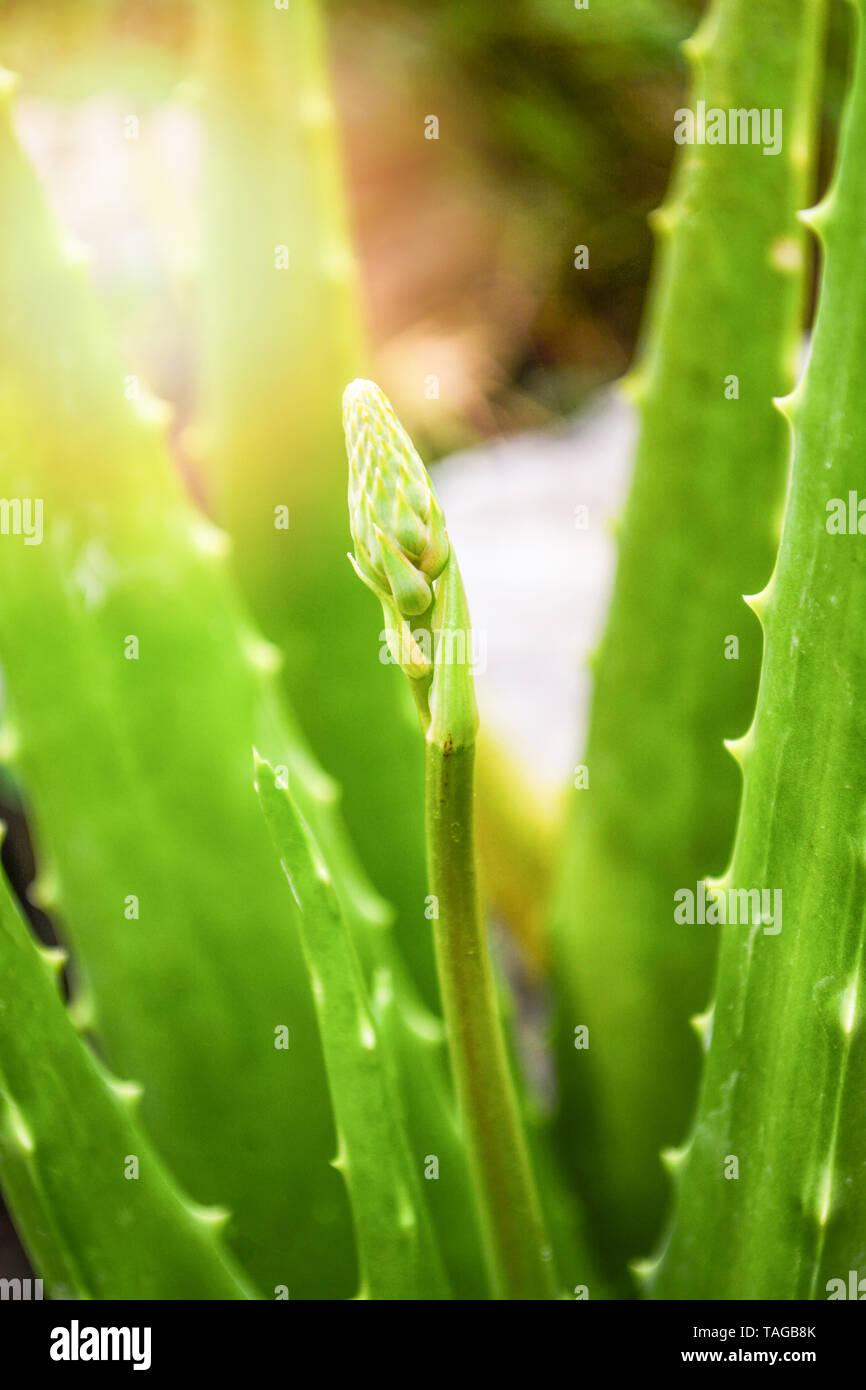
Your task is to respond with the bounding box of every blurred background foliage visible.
[0,0,850,448]
[0,0,705,453]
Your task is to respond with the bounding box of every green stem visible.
[425,740,556,1300]
[343,385,559,1298]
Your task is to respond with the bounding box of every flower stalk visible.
[344,380,557,1299]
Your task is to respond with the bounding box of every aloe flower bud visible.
[343,379,450,619]
[343,377,477,745]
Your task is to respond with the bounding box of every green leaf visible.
[197,0,434,1006]
[649,0,866,1299]
[551,0,827,1275]
[252,690,491,1298]
[0,72,354,1298]
[254,755,450,1300]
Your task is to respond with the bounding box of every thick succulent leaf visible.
[0,842,254,1300]
[0,72,355,1298]
[649,0,866,1299]
[197,0,433,1004]
[251,693,491,1298]
[551,0,826,1272]
[255,756,451,1300]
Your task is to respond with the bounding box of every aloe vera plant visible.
[0,62,494,1302]
[0,66,500,1304]
[3,0,866,1311]
[645,0,866,1299]
[552,0,827,1270]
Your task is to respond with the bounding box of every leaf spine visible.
[660,1141,691,1176]
[690,1003,715,1053]
[840,975,859,1036]
[5,1098,35,1154]
[723,725,755,769]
